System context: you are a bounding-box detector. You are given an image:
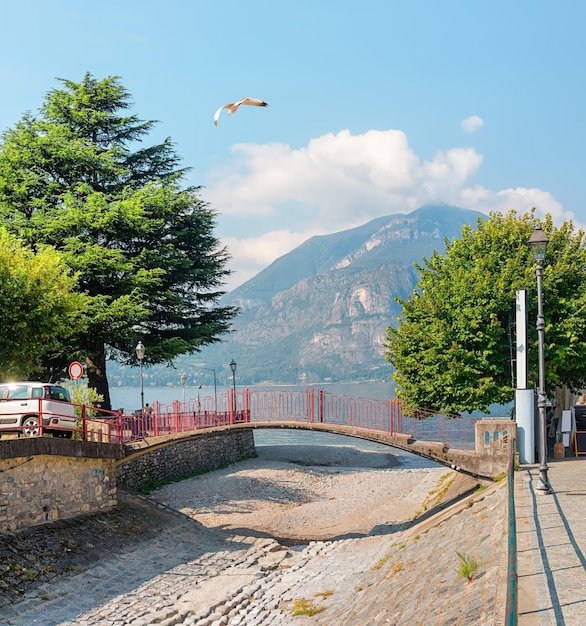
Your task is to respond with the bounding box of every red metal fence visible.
[10,387,477,450]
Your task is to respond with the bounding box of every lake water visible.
[109,381,396,413]
[109,381,510,420]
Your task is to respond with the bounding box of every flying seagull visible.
[214,97,268,126]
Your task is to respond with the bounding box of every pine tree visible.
[0,73,237,409]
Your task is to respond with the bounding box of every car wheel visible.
[22,416,41,437]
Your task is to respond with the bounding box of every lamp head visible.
[135,341,145,361]
[529,226,549,262]
[229,359,237,374]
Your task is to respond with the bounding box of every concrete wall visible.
[0,439,123,532]
[116,428,256,492]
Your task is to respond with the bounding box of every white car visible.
[0,382,78,438]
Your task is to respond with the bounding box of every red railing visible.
[7,388,477,451]
[145,388,476,450]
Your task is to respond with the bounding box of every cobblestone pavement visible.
[1,482,509,626]
[516,455,586,626]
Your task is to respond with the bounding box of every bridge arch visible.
[117,418,514,489]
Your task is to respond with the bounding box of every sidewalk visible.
[515,454,586,625]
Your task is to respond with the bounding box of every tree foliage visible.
[0,74,237,409]
[0,228,84,379]
[385,210,586,414]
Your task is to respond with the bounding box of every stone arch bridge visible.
[0,387,515,532]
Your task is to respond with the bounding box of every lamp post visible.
[200,367,218,413]
[529,225,551,494]
[229,359,237,415]
[180,371,186,404]
[135,341,145,413]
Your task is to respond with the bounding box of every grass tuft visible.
[290,598,325,616]
[456,551,481,582]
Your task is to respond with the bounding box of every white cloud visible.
[459,186,569,223]
[461,115,484,133]
[223,229,312,287]
[207,128,572,292]
[206,129,482,225]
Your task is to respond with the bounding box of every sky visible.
[1,1,584,290]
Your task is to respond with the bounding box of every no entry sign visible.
[69,361,83,379]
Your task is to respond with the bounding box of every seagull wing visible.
[214,98,268,126]
[236,97,269,108]
[214,103,234,127]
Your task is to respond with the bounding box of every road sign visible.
[69,361,83,379]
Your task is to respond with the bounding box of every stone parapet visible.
[244,420,516,479]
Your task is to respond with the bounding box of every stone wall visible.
[0,429,256,532]
[116,428,256,492]
[0,439,123,532]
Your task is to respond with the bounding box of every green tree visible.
[385,210,586,414]
[0,74,237,409]
[0,228,84,379]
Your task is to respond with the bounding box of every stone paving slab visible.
[516,456,586,626]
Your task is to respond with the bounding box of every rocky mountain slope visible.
[188,203,484,385]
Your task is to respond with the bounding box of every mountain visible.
[113,203,484,388]
[225,203,481,311]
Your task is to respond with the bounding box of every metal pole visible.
[230,359,237,415]
[232,369,236,413]
[140,360,144,413]
[535,261,551,493]
[213,369,218,414]
[136,341,145,413]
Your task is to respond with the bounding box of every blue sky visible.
[1,1,584,290]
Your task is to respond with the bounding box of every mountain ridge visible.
[196,203,485,384]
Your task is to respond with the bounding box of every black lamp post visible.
[229,359,237,414]
[529,225,551,494]
[135,341,145,413]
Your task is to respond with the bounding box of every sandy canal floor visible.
[149,434,483,542]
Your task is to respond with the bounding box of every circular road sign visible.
[69,361,83,379]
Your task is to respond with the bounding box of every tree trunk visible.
[85,351,112,411]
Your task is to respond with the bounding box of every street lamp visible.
[180,371,186,404]
[229,359,237,415]
[135,341,145,413]
[529,225,551,494]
